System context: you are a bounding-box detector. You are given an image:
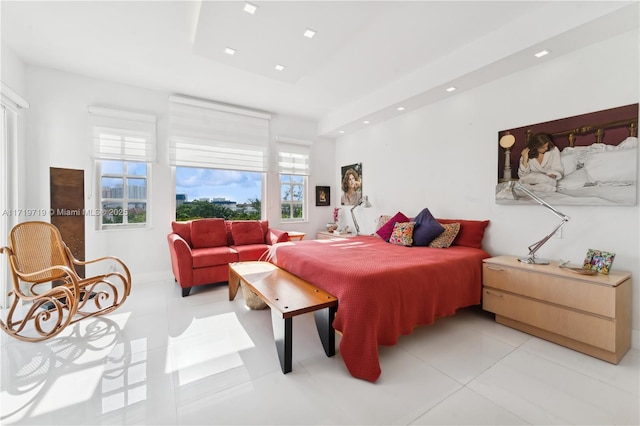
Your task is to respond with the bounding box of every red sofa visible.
[167,218,289,296]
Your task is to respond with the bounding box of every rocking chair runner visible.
[0,221,131,342]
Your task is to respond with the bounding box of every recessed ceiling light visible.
[243,2,258,14]
[275,64,285,71]
[224,47,236,55]
[535,50,550,58]
[339,130,345,134]
[304,29,316,39]
[363,120,370,124]
[446,86,457,92]
[397,107,406,111]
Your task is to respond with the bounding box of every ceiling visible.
[1,1,638,138]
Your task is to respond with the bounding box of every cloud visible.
[175,167,262,202]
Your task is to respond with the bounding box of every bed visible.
[496,112,638,205]
[266,219,490,382]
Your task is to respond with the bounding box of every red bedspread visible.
[269,236,490,382]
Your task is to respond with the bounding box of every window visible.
[277,137,311,222]
[168,95,271,220]
[89,106,156,229]
[174,166,262,221]
[100,160,148,226]
[280,174,306,220]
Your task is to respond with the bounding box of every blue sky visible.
[175,167,262,203]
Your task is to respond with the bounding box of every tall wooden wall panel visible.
[50,167,85,277]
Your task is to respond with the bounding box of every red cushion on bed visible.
[376,212,410,241]
[436,219,490,249]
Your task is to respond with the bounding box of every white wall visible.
[22,66,335,282]
[335,30,640,335]
[1,44,27,94]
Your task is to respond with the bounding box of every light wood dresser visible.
[482,255,631,364]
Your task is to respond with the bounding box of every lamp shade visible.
[499,133,516,148]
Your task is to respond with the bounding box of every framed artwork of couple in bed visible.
[495,103,638,206]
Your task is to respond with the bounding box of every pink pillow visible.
[231,221,265,246]
[171,221,192,247]
[376,212,410,241]
[436,219,490,249]
[191,218,227,248]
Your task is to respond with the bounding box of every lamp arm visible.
[515,183,569,222]
[514,183,571,263]
[526,217,569,260]
[350,203,361,234]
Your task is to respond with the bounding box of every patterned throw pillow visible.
[429,223,461,248]
[389,222,415,246]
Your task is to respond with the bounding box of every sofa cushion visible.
[225,220,269,245]
[232,244,269,261]
[192,246,239,268]
[191,218,227,248]
[171,221,192,247]
[231,221,265,245]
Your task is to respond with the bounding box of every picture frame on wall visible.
[495,103,638,206]
[316,186,330,206]
[341,163,363,206]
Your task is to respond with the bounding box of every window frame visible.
[279,173,307,222]
[97,159,151,230]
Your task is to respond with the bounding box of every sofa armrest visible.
[167,233,194,287]
[267,229,289,245]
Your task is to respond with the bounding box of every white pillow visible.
[584,147,637,182]
[558,168,590,191]
[616,136,638,150]
[560,151,578,175]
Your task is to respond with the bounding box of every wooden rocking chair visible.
[0,221,131,342]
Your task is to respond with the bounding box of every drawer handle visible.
[486,266,504,271]
[485,290,503,298]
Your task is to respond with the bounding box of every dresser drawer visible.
[483,263,615,318]
[483,288,616,352]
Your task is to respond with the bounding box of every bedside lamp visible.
[499,132,516,180]
[350,195,372,235]
[513,182,570,264]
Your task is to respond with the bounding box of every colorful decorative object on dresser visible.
[583,249,615,274]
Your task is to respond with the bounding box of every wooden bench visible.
[228,261,338,374]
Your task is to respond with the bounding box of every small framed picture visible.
[316,186,330,206]
[583,249,615,275]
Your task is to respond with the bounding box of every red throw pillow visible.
[376,212,410,241]
[231,221,265,246]
[191,218,227,248]
[436,218,490,249]
[171,221,192,247]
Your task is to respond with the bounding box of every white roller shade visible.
[277,136,311,175]
[89,106,157,162]
[169,95,270,172]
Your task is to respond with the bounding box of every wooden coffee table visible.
[228,261,338,373]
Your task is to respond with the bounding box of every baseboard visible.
[132,269,174,285]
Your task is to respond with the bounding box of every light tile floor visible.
[1,276,638,425]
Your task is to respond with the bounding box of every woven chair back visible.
[10,221,72,283]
